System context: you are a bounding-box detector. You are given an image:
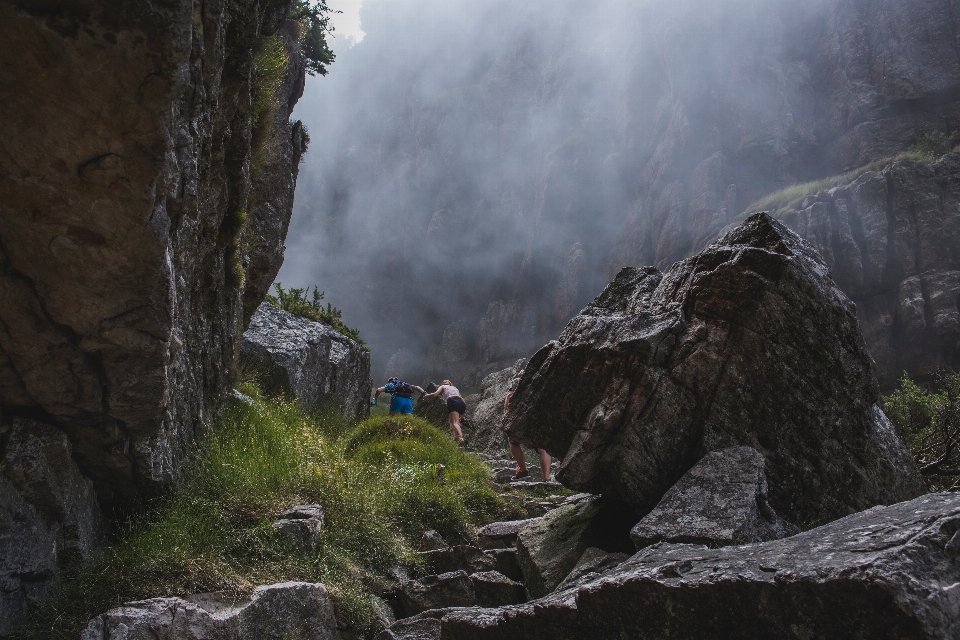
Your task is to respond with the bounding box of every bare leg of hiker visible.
[449,411,464,444]
[539,449,552,481]
[509,441,532,480]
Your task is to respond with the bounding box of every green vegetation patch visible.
[883,371,960,492]
[16,386,508,639]
[266,282,367,349]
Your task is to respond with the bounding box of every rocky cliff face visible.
[286,0,960,386]
[0,0,305,510]
[0,0,308,628]
[776,153,960,387]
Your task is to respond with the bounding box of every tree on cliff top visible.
[292,0,336,76]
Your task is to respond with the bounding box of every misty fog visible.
[278,0,907,387]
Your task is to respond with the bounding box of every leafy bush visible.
[15,388,509,639]
[883,371,960,491]
[909,130,960,161]
[266,282,366,348]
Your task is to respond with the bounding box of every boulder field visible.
[379,492,960,640]
[373,214,948,639]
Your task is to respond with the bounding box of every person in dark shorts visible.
[503,370,552,482]
[375,377,425,415]
[421,379,466,444]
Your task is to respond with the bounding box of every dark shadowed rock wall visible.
[287,0,960,387]
[0,0,306,510]
[777,153,960,387]
[0,0,310,628]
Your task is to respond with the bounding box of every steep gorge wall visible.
[0,0,307,628]
[288,0,960,387]
[781,153,960,388]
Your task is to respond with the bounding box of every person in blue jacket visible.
[374,377,425,415]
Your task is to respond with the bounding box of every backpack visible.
[386,379,414,398]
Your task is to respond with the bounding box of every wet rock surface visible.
[0,418,104,635]
[505,214,920,526]
[80,581,340,640]
[630,446,797,549]
[240,303,371,419]
[379,492,960,640]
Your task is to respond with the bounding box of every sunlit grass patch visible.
[16,386,508,639]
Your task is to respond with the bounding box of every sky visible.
[327,0,365,50]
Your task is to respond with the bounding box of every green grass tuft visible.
[14,387,509,639]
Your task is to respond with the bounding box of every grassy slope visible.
[17,384,516,639]
[740,151,933,219]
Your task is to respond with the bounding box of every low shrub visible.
[883,371,960,491]
[15,387,507,639]
[266,282,366,348]
[909,130,960,161]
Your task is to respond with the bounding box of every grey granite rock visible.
[419,545,494,575]
[419,530,450,552]
[469,571,526,608]
[0,418,103,635]
[467,359,527,454]
[81,581,340,640]
[240,303,371,419]
[631,446,798,549]
[483,548,523,582]
[555,547,630,592]
[396,571,477,617]
[476,518,541,550]
[516,496,606,598]
[378,493,960,639]
[505,214,921,526]
[272,504,324,554]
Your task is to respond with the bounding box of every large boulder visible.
[466,359,527,454]
[516,497,606,598]
[81,582,340,640]
[378,492,960,640]
[0,418,103,635]
[239,303,371,418]
[630,446,797,549]
[505,213,920,527]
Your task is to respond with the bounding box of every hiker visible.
[503,370,552,482]
[421,379,467,444]
[375,377,425,415]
